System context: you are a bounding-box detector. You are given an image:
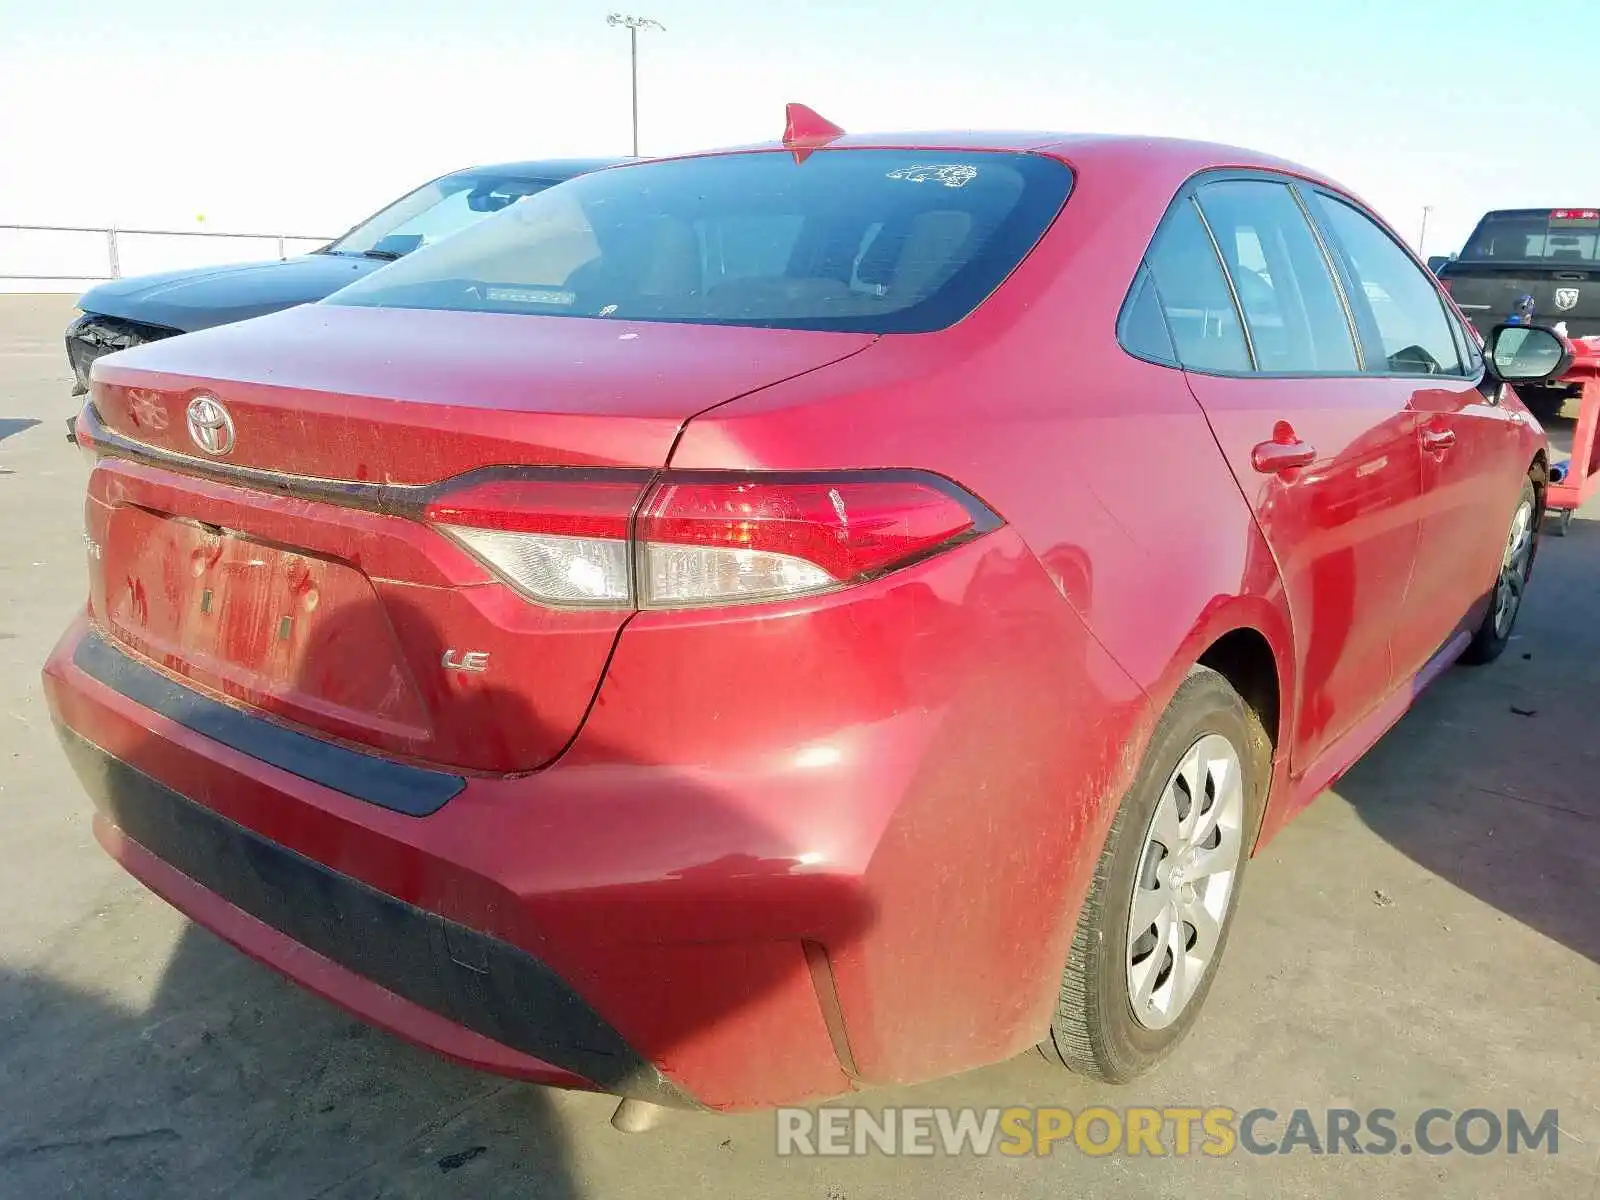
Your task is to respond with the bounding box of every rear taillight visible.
[422,470,999,610]
[1551,209,1600,222]
[1438,278,1454,296]
[637,476,992,607]
[423,474,644,607]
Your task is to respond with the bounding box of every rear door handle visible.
[1251,437,1316,474]
[1420,427,1457,453]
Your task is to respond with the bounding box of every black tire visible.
[1041,666,1268,1083]
[1461,476,1538,666]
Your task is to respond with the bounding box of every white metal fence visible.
[0,223,334,290]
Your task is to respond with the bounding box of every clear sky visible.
[3,0,1594,256]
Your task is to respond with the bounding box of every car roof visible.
[442,157,635,181]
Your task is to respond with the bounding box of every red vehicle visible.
[46,116,1565,1114]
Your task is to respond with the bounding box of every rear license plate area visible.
[100,505,428,736]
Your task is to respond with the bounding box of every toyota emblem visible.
[186,394,235,456]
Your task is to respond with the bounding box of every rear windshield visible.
[1459,209,1600,263]
[325,149,1072,333]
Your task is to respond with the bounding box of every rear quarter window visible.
[1117,266,1178,366]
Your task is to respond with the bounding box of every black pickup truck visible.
[1438,208,1599,417]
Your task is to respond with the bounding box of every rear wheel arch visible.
[1152,601,1293,751]
[1197,626,1281,758]
[1193,626,1283,854]
[1107,610,1290,866]
[1164,614,1286,832]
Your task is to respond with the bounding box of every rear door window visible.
[1312,194,1466,376]
[1194,179,1360,374]
[1142,199,1252,373]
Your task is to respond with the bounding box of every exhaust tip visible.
[611,1097,670,1133]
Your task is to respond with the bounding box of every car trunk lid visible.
[83,305,875,772]
[90,303,875,477]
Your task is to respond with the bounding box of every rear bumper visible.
[57,724,681,1104]
[86,783,598,1094]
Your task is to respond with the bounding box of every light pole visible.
[1419,205,1434,257]
[606,12,664,158]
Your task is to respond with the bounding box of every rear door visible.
[1309,192,1528,678]
[1145,175,1423,772]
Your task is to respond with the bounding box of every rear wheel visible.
[1042,667,1267,1082]
[1462,477,1537,665]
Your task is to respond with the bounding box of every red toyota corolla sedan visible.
[46,117,1566,1114]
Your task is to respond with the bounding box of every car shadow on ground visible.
[1334,509,1600,967]
[0,932,587,1199]
[0,418,42,443]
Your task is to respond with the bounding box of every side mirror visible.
[1485,323,1572,382]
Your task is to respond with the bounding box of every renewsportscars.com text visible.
[775,1106,1561,1158]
